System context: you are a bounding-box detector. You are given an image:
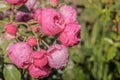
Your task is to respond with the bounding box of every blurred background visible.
[0,0,120,80]
[46,0,120,80]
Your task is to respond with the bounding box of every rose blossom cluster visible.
[34,5,81,47]
[5,0,81,79]
[8,42,69,78]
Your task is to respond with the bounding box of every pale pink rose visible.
[29,64,51,78]
[8,42,33,68]
[59,23,81,47]
[6,0,27,6]
[47,44,69,69]
[33,9,42,21]
[30,50,48,68]
[50,0,59,7]
[60,5,77,24]
[15,11,33,22]
[27,37,37,47]
[37,8,65,36]
[4,33,15,40]
[5,24,17,35]
[25,0,36,10]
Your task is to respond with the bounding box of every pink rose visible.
[15,11,33,22]
[60,5,77,24]
[59,23,81,47]
[4,33,15,40]
[27,37,37,47]
[30,50,48,68]
[33,9,42,21]
[8,42,33,68]
[29,64,51,78]
[5,24,17,35]
[50,0,59,7]
[47,44,69,69]
[25,0,36,10]
[37,8,65,36]
[6,0,27,6]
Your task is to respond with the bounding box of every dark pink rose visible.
[30,50,48,68]
[8,42,33,68]
[37,8,65,36]
[5,24,17,35]
[6,0,27,6]
[29,64,51,78]
[60,5,77,24]
[15,11,33,22]
[59,23,81,47]
[47,44,69,69]
[27,37,37,47]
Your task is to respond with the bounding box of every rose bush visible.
[0,0,81,79]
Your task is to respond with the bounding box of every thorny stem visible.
[117,20,120,36]
[27,20,38,25]
[10,5,15,23]
[16,21,38,30]
[32,31,40,50]
[4,62,14,65]
[37,38,40,50]
[41,40,50,48]
[16,22,29,27]
[53,37,58,44]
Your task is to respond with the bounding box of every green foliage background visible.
[0,0,120,80]
[61,0,120,80]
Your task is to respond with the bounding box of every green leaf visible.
[80,6,100,23]
[0,20,7,33]
[3,65,21,80]
[91,20,101,44]
[116,61,120,74]
[17,5,30,13]
[0,35,10,52]
[106,47,117,61]
[0,1,10,11]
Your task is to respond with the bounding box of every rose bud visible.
[15,11,33,22]
[29,64,51,78]
[4,33,15,40]
[47,44,69,69]
[5,24,17,35]
[6,0,28,6]
[60,5,77,24]
[8,42,33,68]
[27,37,37,47]
[59,23,81,47]
[50,0,59,7]
[37,8,65,36]
[30,50,48,68]
[32,26,40,33]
